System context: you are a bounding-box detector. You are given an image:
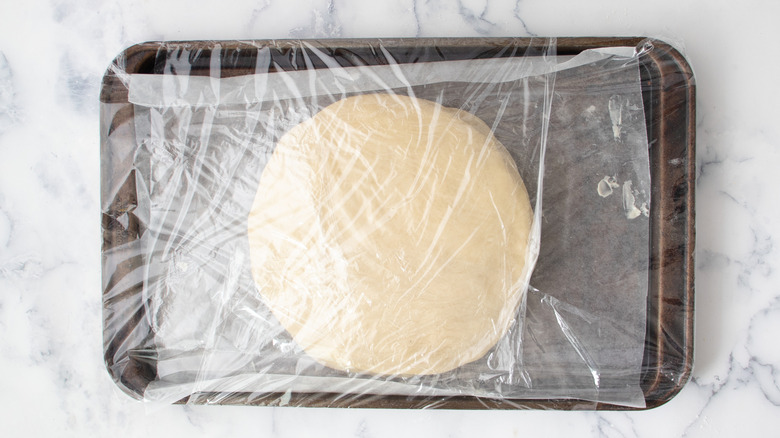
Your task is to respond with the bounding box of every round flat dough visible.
[248,94,533,375]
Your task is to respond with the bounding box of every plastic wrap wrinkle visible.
[106,42,651,407]
[126,49,637,108]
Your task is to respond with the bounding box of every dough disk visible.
[248,94,533,375]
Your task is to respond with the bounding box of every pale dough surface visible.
[248,94,532,375]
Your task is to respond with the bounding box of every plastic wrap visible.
[101,38,695,409]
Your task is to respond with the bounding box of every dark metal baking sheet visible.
[100,37,694,410]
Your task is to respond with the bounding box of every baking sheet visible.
[105,46,650,407]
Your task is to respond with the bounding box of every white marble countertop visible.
[2,0,779,436]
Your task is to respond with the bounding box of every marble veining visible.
[1,0,780,436]
[0,52,18,135]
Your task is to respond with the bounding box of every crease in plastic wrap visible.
[101,40,652,408]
